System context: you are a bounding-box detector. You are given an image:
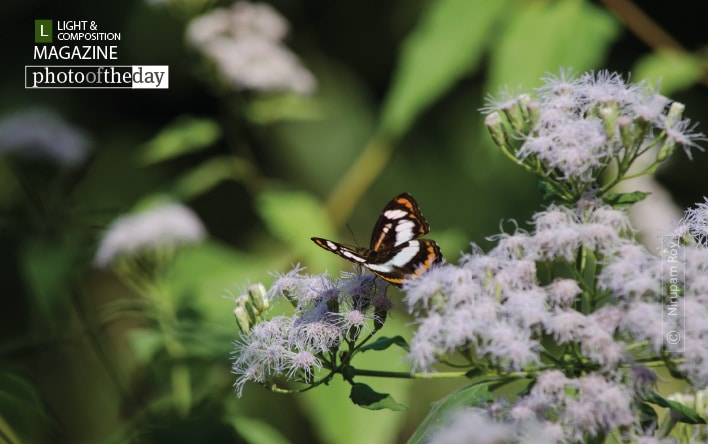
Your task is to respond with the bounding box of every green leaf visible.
[228,416,291,444]
[488,0,619,92]
[359,335,409,352]
[633,49,703,96]
[380,0,510,138]
[644,392,707,425]
[246,94,322,124]
[349,383,408,411]
[602,191,650,209]
[408,383,493,444]
[20,238,78,325]
[137,116,220,165]
[638,402,658,434]
[464,368,485,379]
[171,156,253,200]
[255,190,336,266]
[165,240,277,321]
[537,179,556,200]
[127,328,165,363]
[0,372,53,443]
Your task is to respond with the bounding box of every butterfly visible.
[311,192,443,286]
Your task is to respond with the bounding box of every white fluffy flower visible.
[186,1,316,94]
[0,108,90,166]
[93,203,207,266]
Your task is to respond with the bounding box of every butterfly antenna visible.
[345,223,361,247]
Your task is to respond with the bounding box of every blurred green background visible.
[1,0,706,442]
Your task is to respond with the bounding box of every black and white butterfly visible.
[311,192,443,286]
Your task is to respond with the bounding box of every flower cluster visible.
[405,201,638,372]
[231,268,392,396]
[403,196,708,440]
[482,70,704,200]
[230,69,707,442]
[186,2,316,94]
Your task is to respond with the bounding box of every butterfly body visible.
[311,193,442,286]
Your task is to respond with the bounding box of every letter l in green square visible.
[35,20,52,43]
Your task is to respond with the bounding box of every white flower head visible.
[425,408,513,444]
[93,202,206,267]
[0,108,90,166]
[677,198,708,246]
[482,69,704,188]
[186,2,316,95]
[201,37,316,94]
[187,2,288,46]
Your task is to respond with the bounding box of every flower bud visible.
[247,283,268,313]
[665,101,685,128]
[373,307,387,332]
[517,94,531,121]
[502,100,525,133]
[525,101,541,131]
[618,116,633,148]
[599,103,618,141]
[234,305,252,335]
[485,112,507,148]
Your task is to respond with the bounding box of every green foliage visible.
[228,416,292,444]
[349,383,408,411]
[644,392,707,425]
[359,335,409,352]
[0,371,54,444]
[602,191,651,209]
[407,383,493,444]
[633,49,704,95]
[381,0,509,138]
[171,156,253,201]
[137,116,221,166]
[488,0,619,91]
[255,190,336,266]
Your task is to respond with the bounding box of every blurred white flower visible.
[426,407,563,444]
[186,2,316,94]
[93,202,207,267]
[202,37,316,94]
[0,108,90,166]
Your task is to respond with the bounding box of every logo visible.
[35,20,53,43]
[312,193,443,286]
[27,19,169,89]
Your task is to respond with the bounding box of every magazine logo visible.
[29,18,168,90]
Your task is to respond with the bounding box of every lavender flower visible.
[404,201,647,373]
[232,268,392,396]
[513,372,634,442]
[482,69,705,199]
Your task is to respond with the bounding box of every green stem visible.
[326,134,395,226]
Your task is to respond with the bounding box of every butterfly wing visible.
[365,239,443,286]
[312,193,442,287]
[311,237,368,264]
[370,193,430,252]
